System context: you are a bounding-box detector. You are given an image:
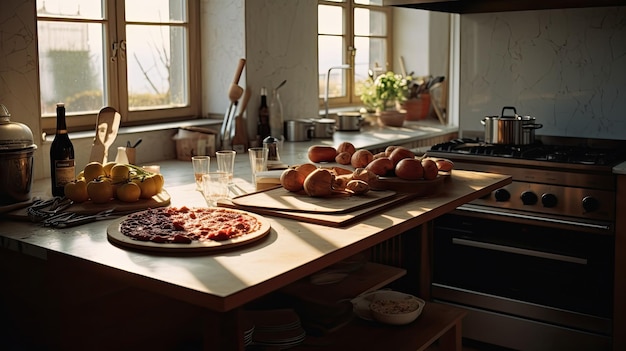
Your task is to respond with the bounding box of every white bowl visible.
[368,290,425,325]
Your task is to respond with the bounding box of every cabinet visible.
[384,0,626,13]
[614,174,626,351]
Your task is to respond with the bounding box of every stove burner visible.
[430,138,626,166]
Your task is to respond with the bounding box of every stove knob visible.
[494,188,511,202]
[582,196,600,212]
[520,191,538,205]
[542,193,558,208]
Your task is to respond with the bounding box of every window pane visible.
[126,0,186,23]
[37,21,105,115]
[318,5,344,35]
[36,0,103,19]
[126,25,188,110]
[318,35,348,99]
[354,8,386,36]
[354,36,386,95]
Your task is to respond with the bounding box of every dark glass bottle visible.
[50,103,75,197]
[257,87,271,142]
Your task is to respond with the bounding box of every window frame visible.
[37,0,201,134]
[318,0,392,109]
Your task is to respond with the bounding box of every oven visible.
[426,136,625,351]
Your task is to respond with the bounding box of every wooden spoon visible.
[89,107,121,163]
[228,58,246,103]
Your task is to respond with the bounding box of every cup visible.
[216,150,236,184]
[248,147,268,186]
[202,172,229,207]
[125,147,136,164]
[192,155,210,191]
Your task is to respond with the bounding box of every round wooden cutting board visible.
[107,208,271,253]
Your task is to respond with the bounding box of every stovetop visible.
[428,138,626,168]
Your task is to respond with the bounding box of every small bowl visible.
[368,291,425,325]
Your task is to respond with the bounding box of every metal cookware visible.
[284,119,314,142]
[335,112,362,131]
[520,115,543,144]
[312,118,335,138]
[0,104,37,205]
[481,106,542,145]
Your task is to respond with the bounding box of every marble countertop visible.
[0,152,510,314]
[614,161,626,175]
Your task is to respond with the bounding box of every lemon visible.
[103,161,117,177]
[64,179,89,203]
[117,182,141,202]
[110,164,132,183]
[87,179,114,204]
[83,162,105,181]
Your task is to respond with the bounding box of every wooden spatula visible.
[89,107,121,163]
[232,87,251,153]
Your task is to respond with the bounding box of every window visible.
[318,0,391,109]
[37,0,200,133]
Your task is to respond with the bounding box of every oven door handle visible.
[452,238,588,265]
[457,205,612,231]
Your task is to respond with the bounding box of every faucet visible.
[324,64,351,119]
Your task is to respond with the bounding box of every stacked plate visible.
[242,315,255,347]
[244,309,306,349]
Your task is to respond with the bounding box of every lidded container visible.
[0,104,38,205]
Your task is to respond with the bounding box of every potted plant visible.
[360,71,411,127]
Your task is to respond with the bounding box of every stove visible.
[425,136,626,350]
[426,136,626,225]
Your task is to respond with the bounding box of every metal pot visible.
[0,104,37,206]
[284,119,314,142]
[520,115,543,144]
[481,106,541,145]
[336,112,362,131]
[312,118,335,139]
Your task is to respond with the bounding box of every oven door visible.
[432,211,614,330]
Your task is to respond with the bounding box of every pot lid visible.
[0,104,38,151]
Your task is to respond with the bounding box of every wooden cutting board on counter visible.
[219,192,414,227]
[230,187,397,214]
[5,190,171,220]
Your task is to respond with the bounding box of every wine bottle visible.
[257,87,270,142]
[50,103,75,197]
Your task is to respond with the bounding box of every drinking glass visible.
[248,147,268,187]
[192,155,210,191]
[216,150,236,184]
[202,172,229,207]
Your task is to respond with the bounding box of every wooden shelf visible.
[279,262,407,305]
[294,302,466,351]
[277,261,466,351]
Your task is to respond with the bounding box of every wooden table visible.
[0,159,510,350]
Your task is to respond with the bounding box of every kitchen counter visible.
[0,155,509,350]
[613,161,626,175]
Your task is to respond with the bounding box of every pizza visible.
[119,206,263,244]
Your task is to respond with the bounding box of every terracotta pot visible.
[377,110,406,127]
[403,94,430,121]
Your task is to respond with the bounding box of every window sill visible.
[45,118,222,142]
